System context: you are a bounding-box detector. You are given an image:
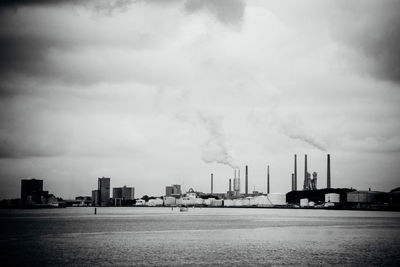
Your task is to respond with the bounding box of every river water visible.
[0,207,399,266]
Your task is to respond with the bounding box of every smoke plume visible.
[265,111,327,151]
[199,114,238,168]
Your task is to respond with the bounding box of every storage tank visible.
[248,197,257,206]
[325,193,340,203]
[204,198,215,206]
[224,199,234,207]
[324,202,335,208]
[195,198,205,206]
[267,193,286,205]
[309,201,315,207]
[233,199,243,206]
[300,198,309,207]
[257,195,272,207]
[242,198,250,206]
[148,198,163,206]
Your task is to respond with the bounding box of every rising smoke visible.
[266,111,327,151]
[282,129,327,151]
[199,114,238,168]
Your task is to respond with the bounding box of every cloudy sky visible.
[0,0,399,199]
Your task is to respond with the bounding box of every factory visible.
[6,153,397,211]
[130,153,395,210]
[286,154,354,207]
[85,154,400,210]
[153,153,397,210]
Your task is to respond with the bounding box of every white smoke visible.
[199,114,238,168]
[266,110,327,151]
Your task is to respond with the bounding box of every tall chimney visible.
[245,165,248,195]
[291,173,294,191]
[327,154,331,189]
[267,165,270,194]
[211,173,213,194]
[294,154,297,191]
[229,178,232,194]
[304,154,308,190]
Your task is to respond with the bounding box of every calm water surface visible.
[0,207,399,266]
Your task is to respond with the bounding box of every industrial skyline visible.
[12,152,400,211]
[7,153,391,203]
[0,152,397,200]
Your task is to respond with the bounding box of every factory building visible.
[165,184,182,197]
[346,190,388,208]
[286,188,354,206]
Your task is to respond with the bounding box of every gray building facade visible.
[97,177,110,206]
[165,184,182,197]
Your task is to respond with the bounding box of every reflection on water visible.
[1,207,399,266]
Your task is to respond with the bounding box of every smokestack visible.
[304,154,308,190]
[229,178,232,194]
[211,173,213,194]
[267,165,270,194]
[245,165,248,195]
[294,154,297,191]
[327,154,331,189]
[291,173,294,191]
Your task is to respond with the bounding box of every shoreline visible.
[2,205,399,212]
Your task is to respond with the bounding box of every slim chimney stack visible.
[229,178,232,195]
[291,173,295,191]
[294,154,297,191]
[267,165,270,194]
[211,173,213,194]
[304,154,308,190]
[245,165,248,195]
[327,154,331,189]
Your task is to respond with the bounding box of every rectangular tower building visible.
[21,179,43,204]
[98,177,110,206]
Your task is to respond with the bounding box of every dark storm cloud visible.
[332,0,400,83]
[0,33,57,81]
[0,0,129,8]
[0,138,65,158]
[184,0,245,25]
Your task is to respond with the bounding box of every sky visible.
[0,0,399,199]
